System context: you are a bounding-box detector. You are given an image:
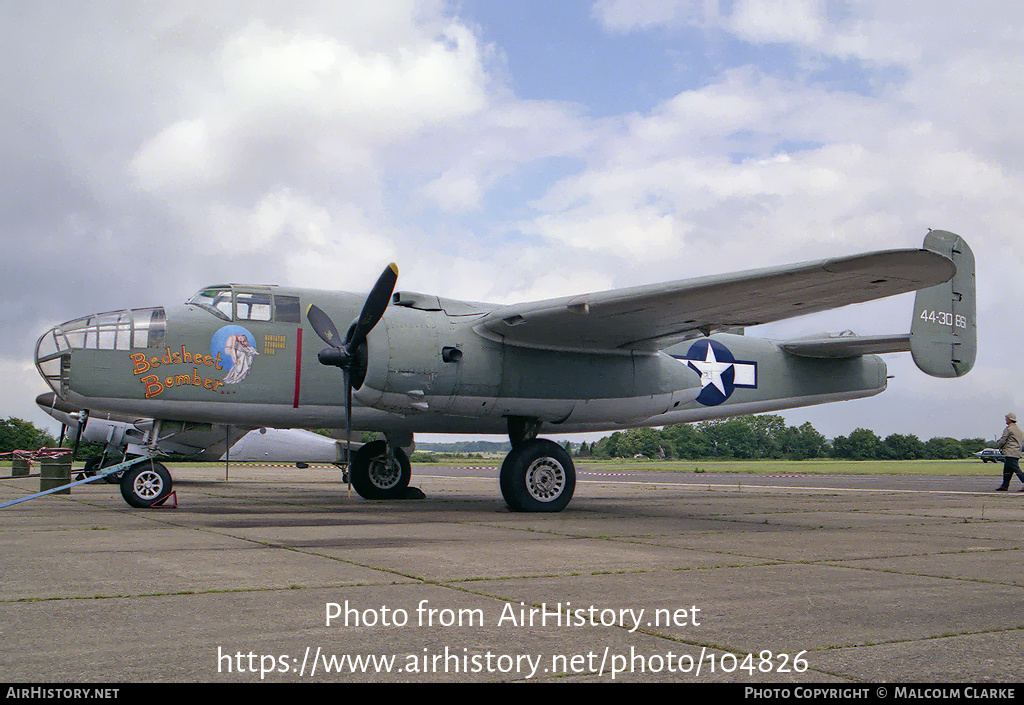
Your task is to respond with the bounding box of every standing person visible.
[994,413,1024,491]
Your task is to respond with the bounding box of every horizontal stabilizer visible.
[910,230,976,377]
[782,333,911,359]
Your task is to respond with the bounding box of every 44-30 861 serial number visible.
[920,309,968,328]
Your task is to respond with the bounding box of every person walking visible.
[994,412,1024,491]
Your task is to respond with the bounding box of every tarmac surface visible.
[1,462,1023,683]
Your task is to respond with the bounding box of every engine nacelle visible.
[355,308,703,423]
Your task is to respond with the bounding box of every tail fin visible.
[910,230,976,377]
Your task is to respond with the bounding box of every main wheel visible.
[119,460,173,508]
[500,439,575,512]
[349,440,411,500]
[84,455,126,484]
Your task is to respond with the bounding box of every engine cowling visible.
[355,309,455,414]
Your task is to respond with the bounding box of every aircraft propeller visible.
[306,263,399,490]
[70,409,88,460]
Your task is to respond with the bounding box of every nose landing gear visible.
[119,460,174,508]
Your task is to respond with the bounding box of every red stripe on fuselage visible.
[293,327,303,408]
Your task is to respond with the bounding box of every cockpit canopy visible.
[186,285,299,323]
[186,287,234,321]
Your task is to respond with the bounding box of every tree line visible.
[571,415,988,461]
[0,417,58,454]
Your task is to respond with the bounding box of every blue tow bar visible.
[0,457,152,509]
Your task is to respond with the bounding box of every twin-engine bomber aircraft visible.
[34,230,975,512]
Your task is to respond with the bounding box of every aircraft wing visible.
[159,422,252,460]
[473,247,956,353]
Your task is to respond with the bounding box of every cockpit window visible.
[187,286,300,323]
[235,291,272,321]
[275,295,300,323]
[187,287,232,321]
[37,308,166,356]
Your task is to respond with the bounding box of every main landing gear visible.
[348,440,412,500]
[83,455,125,484]
[499,417,576,512]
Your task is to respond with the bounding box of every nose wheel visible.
[83,455,125,484]
[119,460,174,508]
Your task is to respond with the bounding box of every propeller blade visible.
[345,367,353,495]
[348,263,398,348]
[308,264,398,480]
[306,304,344,349]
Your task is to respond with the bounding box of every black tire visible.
[349,441,411,500]
[500,439,575,512]
[119,460,173,508]
[84,455,125,484]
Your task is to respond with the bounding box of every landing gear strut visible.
[499,417,576,512]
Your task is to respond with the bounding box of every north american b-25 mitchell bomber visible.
[33,230,975,512]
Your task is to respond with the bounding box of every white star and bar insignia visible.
[674,339,757,406]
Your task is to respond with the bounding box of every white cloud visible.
[529,205,683,260]
[204,189,333,252]
[593,0,719,32]
[729,0,826,46]
[120,5,500,296]
[132,119,223,192]
[420,170,485,212]
[409,98,600,213]
[218,20,489,140]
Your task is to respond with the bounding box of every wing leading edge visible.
[473,238,957,354]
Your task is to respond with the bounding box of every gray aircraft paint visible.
[910,230,976,377]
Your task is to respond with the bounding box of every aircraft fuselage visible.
[36,285,887,436]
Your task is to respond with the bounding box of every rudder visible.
[910,230,976,377]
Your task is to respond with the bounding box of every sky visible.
[3,0,1022,444]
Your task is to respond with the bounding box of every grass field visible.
[578,458,1000,476]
